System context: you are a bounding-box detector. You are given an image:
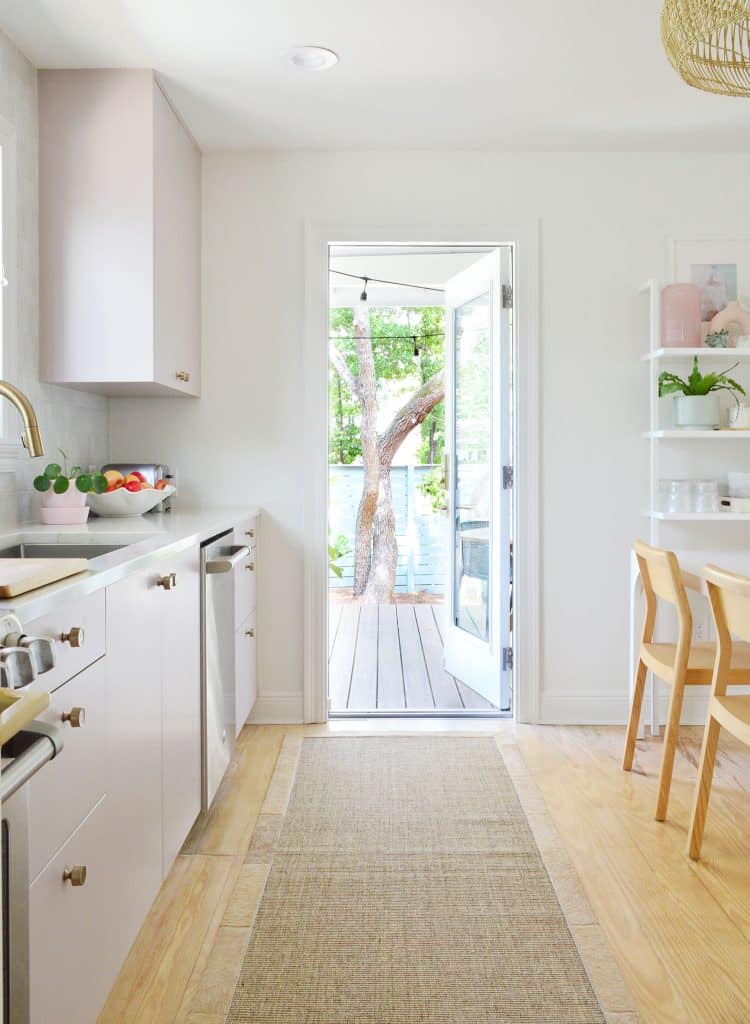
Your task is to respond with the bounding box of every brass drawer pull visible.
[245,529,255,539]
[62,706,85,728]
[245,628,255,638]
[245,563,255,572]
[63,865,87,887]
[60,626,84,648]
[175,370,190,382]
[157,573,177,590]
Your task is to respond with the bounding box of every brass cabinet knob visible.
[157,573,177,590]
[60,626,84,648]
[245,628,255,638]
[62,865,87,887]
[245,529,255,539]
[175,370,190,382]
[62,706,86,728]
[245,563,255,572]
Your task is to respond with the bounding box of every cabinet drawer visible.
[30,796,120,1024]
[25,589,105,692]
[28,658,107,880]
[235,612,257,735]
[233,517,257,626]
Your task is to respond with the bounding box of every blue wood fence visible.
[329,465,447,595]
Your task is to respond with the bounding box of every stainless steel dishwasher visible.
[200,531,250,811]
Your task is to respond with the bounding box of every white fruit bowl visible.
[87,485,175,518]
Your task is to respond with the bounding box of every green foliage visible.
[32,449,107,495]
[328,533,351,578]
[658,358,746,401]
[328,305,446,465]
[418,468,448,513]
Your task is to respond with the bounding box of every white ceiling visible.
[1,0,749,151]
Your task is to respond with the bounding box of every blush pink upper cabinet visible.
[39,70,201,397]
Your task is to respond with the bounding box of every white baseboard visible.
[249,692,304,724]
[539,686,750,726]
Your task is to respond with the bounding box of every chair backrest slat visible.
[705,565,750,644]
[634,539,689,613]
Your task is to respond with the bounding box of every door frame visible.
[303,218,540,724]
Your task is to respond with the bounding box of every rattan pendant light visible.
[661,0,750,96]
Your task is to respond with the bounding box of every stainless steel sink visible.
[0,543,126,559]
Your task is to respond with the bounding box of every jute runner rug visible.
[225,735,638,1023]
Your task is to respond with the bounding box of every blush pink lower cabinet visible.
[235,614,257,735]
[30,797,119,1024]
[105,566,165,949]
[27,545,203,1023]
[160,545,201,871]
[28,658,108,881]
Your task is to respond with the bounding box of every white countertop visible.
[0,507,260,620]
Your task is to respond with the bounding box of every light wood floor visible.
[98,721,750,1024]
[328,601,499,711]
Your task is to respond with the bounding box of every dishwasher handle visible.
[205,545,252,574]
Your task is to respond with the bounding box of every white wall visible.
[0,29,109,525]
[109,149,750,723]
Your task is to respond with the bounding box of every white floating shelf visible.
[644,429,750,440]
[643,347,750,362]
[646,511,750,521]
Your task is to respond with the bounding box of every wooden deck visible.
[328,602,498,712]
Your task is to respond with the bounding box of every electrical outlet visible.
[695,621,708,642]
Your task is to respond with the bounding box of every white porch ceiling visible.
[1,0,749,151]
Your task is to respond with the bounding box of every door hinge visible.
[502,283,513,309]
[502,646,513,671]
[502,465,514,489]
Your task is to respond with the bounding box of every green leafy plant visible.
[328,533,351,579]
[418,467,448,513]
[33,449,107,495]
[658,358,746,405]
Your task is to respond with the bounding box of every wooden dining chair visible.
[687,565,750,860]
[623,540,750,822]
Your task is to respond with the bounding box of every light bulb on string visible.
[359,277,369,302]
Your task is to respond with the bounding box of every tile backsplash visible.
[1,28,109,529]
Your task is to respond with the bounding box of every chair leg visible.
[655,679,686,822]
[623,658,647,771]
[687,715,721,861]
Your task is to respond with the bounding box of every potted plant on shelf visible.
[33,451,108,525]
[658,358,746,430]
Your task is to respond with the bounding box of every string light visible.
[329,332,444,342]
[330,269,445,294]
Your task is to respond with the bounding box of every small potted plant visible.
[33,450,108,525]
[658,358,746,430]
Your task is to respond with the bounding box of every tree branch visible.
[377,370,445,466]
[328,344,360,398]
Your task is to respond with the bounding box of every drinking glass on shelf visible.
[694,479,719,513]
[658,479,693,513]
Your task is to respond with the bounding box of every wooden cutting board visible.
[0,558,89,597]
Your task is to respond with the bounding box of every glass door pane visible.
[453,292,492,642]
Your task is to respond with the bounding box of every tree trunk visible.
[363,465,398,603]
[352,302,379,595]
[359,372,446,602]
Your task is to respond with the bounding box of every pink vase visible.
[40,487,90,525]
[661,284,701,348]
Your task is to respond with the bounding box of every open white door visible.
[443,248,512,710]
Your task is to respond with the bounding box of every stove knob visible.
[3,634,56,674]
[0,647,36,688]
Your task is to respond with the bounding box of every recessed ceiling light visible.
[285,46,339,72]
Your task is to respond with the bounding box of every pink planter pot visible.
[40,487,90,525]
